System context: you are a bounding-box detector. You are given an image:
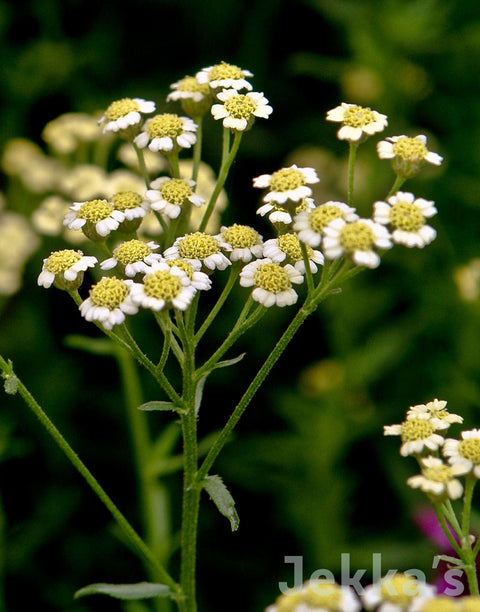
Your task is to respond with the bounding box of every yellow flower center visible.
[380,574,420,606]
[222,224,259,249]
[104,98,140,121]
[254,262,291,293]
[176,76,210,96]
[143,270,182,301]
[423,464,453,483]
[302,581,342,610]
[462,596,480,612]
[224,94,257,119]
[458,438,480,464]
[272,592,303,612]
[400,418,435,442]
[277,233,310,262]
[164,259,195,280]
[45,249,83,273]
[178,232,219,260]
[308,205,344,233]
[417,596,459,612]
[89,277,129,309]
[269,168,305,192]
[342,105,377,127]
[208,62,245,82]
[392,137,428,162]
[147,114,184,139]
[78,199,114,222]
[113,240,152,265]
[389,201,425,232]
[111,192,143,211]
[339,221,375,252]
[159,179,193,205]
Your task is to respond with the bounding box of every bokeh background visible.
[2,0,480,610]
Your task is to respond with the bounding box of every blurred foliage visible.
[2,0,480,611]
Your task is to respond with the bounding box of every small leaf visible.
[65,334,116,356]
[75,582,171,600]
[194,375,208,417]
[138,401,181,412]
[212,353,246,370]
[203,474,239,531]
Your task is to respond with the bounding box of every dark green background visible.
[2,0,480,610]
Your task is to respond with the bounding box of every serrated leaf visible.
[204,474,239,531]
[74,582,171,600]
[138,401,181,412]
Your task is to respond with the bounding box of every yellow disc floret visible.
[224,94,257,120]
[175,76,210,97]
[458,438,480,464]
[392,136,429,162]
[178,232,220,259]
[111,192,143,211]
[422,464,454,484]
[308,206,344,233]
[254,263,291,293]
[401,418,435,443]
[222,224,259,248]
[209,62,246,82]
[113,240,152,266]
[143,271,182,301]
[462,595,480,612]
[45,249,83,273]
[164,259,195,280]
[380,574,419,606]
[302,581,342,610]
[416,596,458,612]
[342,105,377,128]
[89,277,129,309]
[78,199,114,222]
[104,98,140,121]
[148,114,184,139]
[269,168,305,192]
[389,201,425,232]
[271,591,303,612]
[160,179,193,205]
[277,233,310,262]
[339,221,375,252]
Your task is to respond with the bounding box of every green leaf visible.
[74,582,171,600]
[203,474,239,531]
[195,375,208,416]
[138,401,182,412]
[212,353,246,370]
[65,334,116,356]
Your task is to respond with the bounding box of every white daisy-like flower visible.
[406,399,463,431]
[407,456,468,500]
[253,165,320,205]
[239,258,303,307]
[63,199,125,239]
[266,579,361,612]
[110,191,148,222]
[98,97,155,134]
[443,429,480,478]
[196,61,254,91]
[163,232,231,271]
[326,102,388,143]
[377,135,443,178]
[216,224,264,262]
[145,177,205,219]
[409,595,460,612]
[373,192,437,248]
[256,203,295,225]
[38,249,97,289]
[79,277,138,330]
[134,113,197,153]
[129,264,197,312]
[211,89,272,131]
[263,233,324,273]
[167,75,212,117]
[293,201,359,248]
[322,217,392,269]
[100,240,162,277]
[384,413,445,457]
[158,259,211,292]
[362,573,436,612]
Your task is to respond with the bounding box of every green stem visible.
[191,117,203,184]
[133,142,151,187]
[347,142,358,206]
[0,354,179,595]
[167,152,180,179]
[300,241,314,294]
[198,130,243,232]
[434,503,462,557]
[387,174,406,197]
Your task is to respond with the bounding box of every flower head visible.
[164,232,231,271]
[253,165,320,205]
[461,596,480,612]
[134,113,197,153]
[322,218,392,268]
[362,573,436,612]
[377,135,443,178]
[384,413,445,457]
[326,102,388,143]
[373,192,437,248]
[130,263,197,311]
[407,456,468,501]
[63,199,125,240]
[43,112,100,154]
[99,98,155,134]
[79,277,138,329]
[266,579,361,612]
[146,177,205,219]
[239,258,303,307]
[443,429,480,478]
[110,191,148,221]
[38,249,97,290]
[100,240,162,277]
[409,595,460,612]
[263,233,324,273]
[160,259,211,291]
[211,89,272,131]
[196,61,254,91]
[216,224,264,262]
[167,75,212,116]
[293,201,359,248]
[406,399,463,431]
